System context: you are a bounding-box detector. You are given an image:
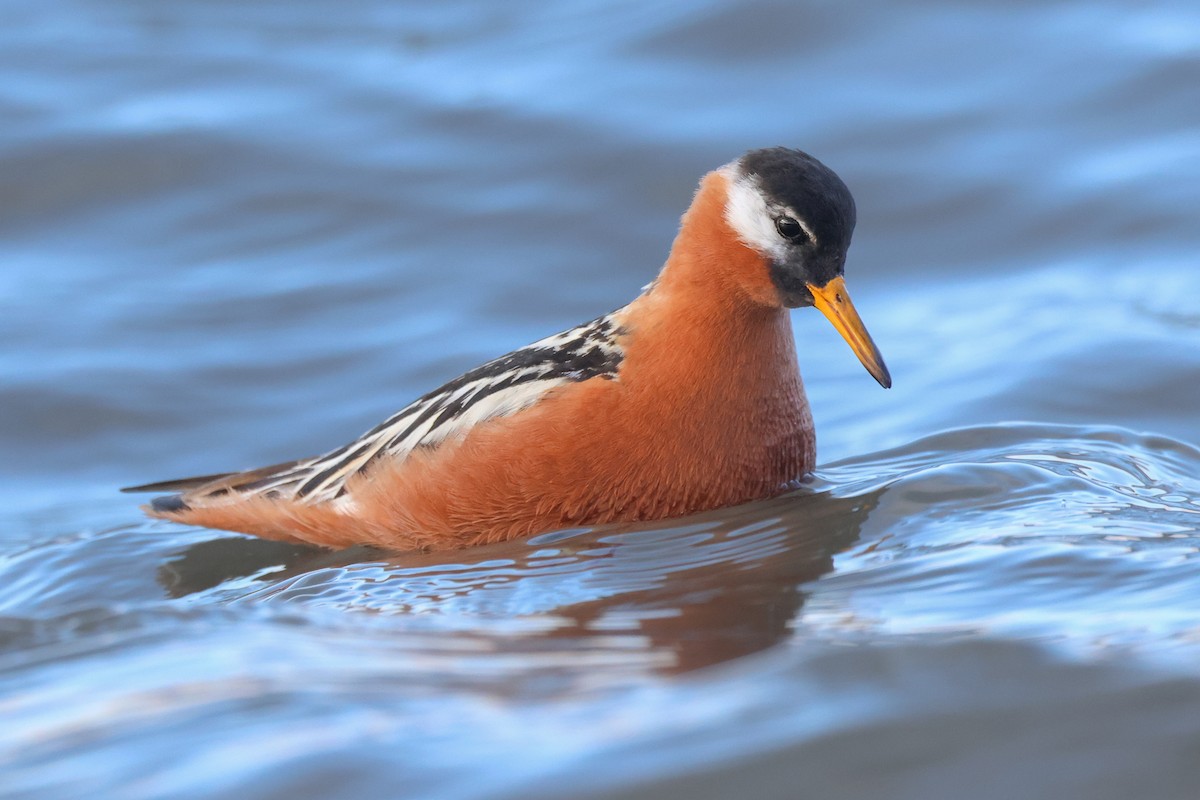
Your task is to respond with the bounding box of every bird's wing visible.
[125,312,625,508]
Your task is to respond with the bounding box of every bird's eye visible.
[774,215,808,243]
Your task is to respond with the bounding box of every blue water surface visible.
[2,1,1200,798]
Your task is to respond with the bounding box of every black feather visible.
[150,495,190,513]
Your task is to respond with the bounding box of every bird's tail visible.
[122,460,302,513]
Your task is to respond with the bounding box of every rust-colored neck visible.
[651,170,784,312]
[606,169,815,511]
[622,170,801,403]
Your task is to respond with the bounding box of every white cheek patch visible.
[719,165,813,259]
[721,167,785,260]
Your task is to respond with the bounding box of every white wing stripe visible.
[418,377,570,449]
[229,311,626,505]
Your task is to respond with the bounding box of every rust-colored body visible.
[159,172,817,550]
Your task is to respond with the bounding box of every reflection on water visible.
[161,489,874,674]
[3,0,1200,796]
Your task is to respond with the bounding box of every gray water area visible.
[3,1,1200,798]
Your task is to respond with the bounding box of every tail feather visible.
[123,460,303,512]
[150,494,191,513]
[122,472,239,494]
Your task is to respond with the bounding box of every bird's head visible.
[720,147,891,388]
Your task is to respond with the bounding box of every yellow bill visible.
[807,276,892,388]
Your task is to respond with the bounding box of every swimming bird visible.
[125,147,890,551]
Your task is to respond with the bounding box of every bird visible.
[125,147,890,552]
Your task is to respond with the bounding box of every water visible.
[3,0,1200,797]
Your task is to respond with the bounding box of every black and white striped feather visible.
[129,313,626,508]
